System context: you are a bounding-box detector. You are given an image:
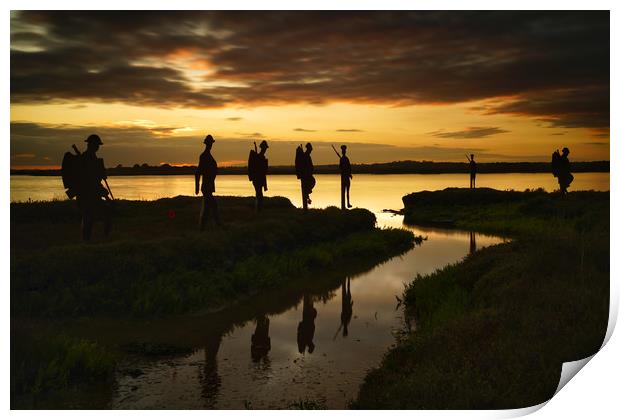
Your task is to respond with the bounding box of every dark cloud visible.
[10,11,609,128]
[336,129,364,133]
[12,121,539,168]
[226,117,243,121]
[431,127,509,139]
[294,128,316,132]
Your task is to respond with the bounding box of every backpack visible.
[61,146,83,199]
[295,145,304,179]
[551,150,561,177]
[248,150,258,181]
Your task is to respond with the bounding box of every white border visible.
[3,2,617,419]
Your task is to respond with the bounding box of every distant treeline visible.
[11,160,609,176]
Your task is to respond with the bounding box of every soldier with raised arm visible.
[195,134,220,230]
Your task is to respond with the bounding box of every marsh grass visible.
[11,331,116,405]
[354,188,609,409]
[11,196,414,317]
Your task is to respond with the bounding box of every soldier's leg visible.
[341,180,345,210]
[301,182,308,211]
[346,183,351,207]
[253,182,263,212]
[210,194,220,224]
[199,194,209,231]
[82,210,94,241]
[103,202,112,236]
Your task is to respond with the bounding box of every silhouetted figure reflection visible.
[297,294,317,354]
[73,134,112,241]
[557,147,574,194]
[340,277,353,337]
[295,143,315,211]
[333,145,353,209]
[195,134,220,230]
[469,231,477,255]
[466,154,477,189]
[200,333,222,408]
[251,315,271,363]
[248,140,269,212]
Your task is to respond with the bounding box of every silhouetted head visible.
[305,142,313,153]
[259,140,269,150]
[562,147,570,156]
[85,134,103,152]
[470,154,474,160]
[341,145,347,155]
[203,134,215,150]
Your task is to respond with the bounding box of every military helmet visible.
[85,134,103,145]
[341,144,347,151]
[562,147,570,154]
[305,142,313,151]
[259,140,269,149]
[203,134,215,144]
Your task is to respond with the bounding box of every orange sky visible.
[10,11,609,168]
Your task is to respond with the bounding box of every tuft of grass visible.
[11,332,116,403]
[354,188,609,409]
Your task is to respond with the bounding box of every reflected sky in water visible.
[111,225,505,409]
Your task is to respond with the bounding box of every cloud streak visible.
[10,11,609,129]
[431,127,509,139]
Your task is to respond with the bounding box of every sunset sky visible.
[10,11,610,168]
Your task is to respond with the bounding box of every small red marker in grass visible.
[167,210,176,219]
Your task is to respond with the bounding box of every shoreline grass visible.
[12,196,415,317]
[353,188,609,409]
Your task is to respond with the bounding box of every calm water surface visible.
[98,225,503,409]
[10,173,609,227]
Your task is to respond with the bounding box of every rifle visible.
[465,154,471,162]
[254,141,258,153]
[331,144,341,158]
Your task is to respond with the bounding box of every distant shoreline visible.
[10,160,610,176]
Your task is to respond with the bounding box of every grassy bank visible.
[11,196,415,317]
[354,188,609,409]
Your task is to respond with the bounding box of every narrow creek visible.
[66,217,504,409]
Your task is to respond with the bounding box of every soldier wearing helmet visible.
[77,134,112,240]
[195,134,220,230]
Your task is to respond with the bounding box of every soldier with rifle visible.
[248,140,269,212]
[63,134,113,241]
[332,144,353,209]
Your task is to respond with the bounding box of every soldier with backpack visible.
[248,140,269,212]
[295,143,315,211]
[61,134,113,241]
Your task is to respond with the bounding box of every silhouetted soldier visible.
[333,145,353,209]
[558,147,574,194]
[466,154,477,189]
[248,140,269,212]
[296,143,315,211]
[195,134,220,230]
[251,314,271,363]
[76,134,112,241]
[297,294,317,354]
[340,277,353,337]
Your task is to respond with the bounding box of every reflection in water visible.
[251,315,271,363]
[337,277,354,338]
[469,231,477,255]
[200,334,222,408]
[94,224,507,409]
[297,294,317,354]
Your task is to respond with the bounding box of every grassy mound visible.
[354,188,609,409]
[11,196,415,317]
